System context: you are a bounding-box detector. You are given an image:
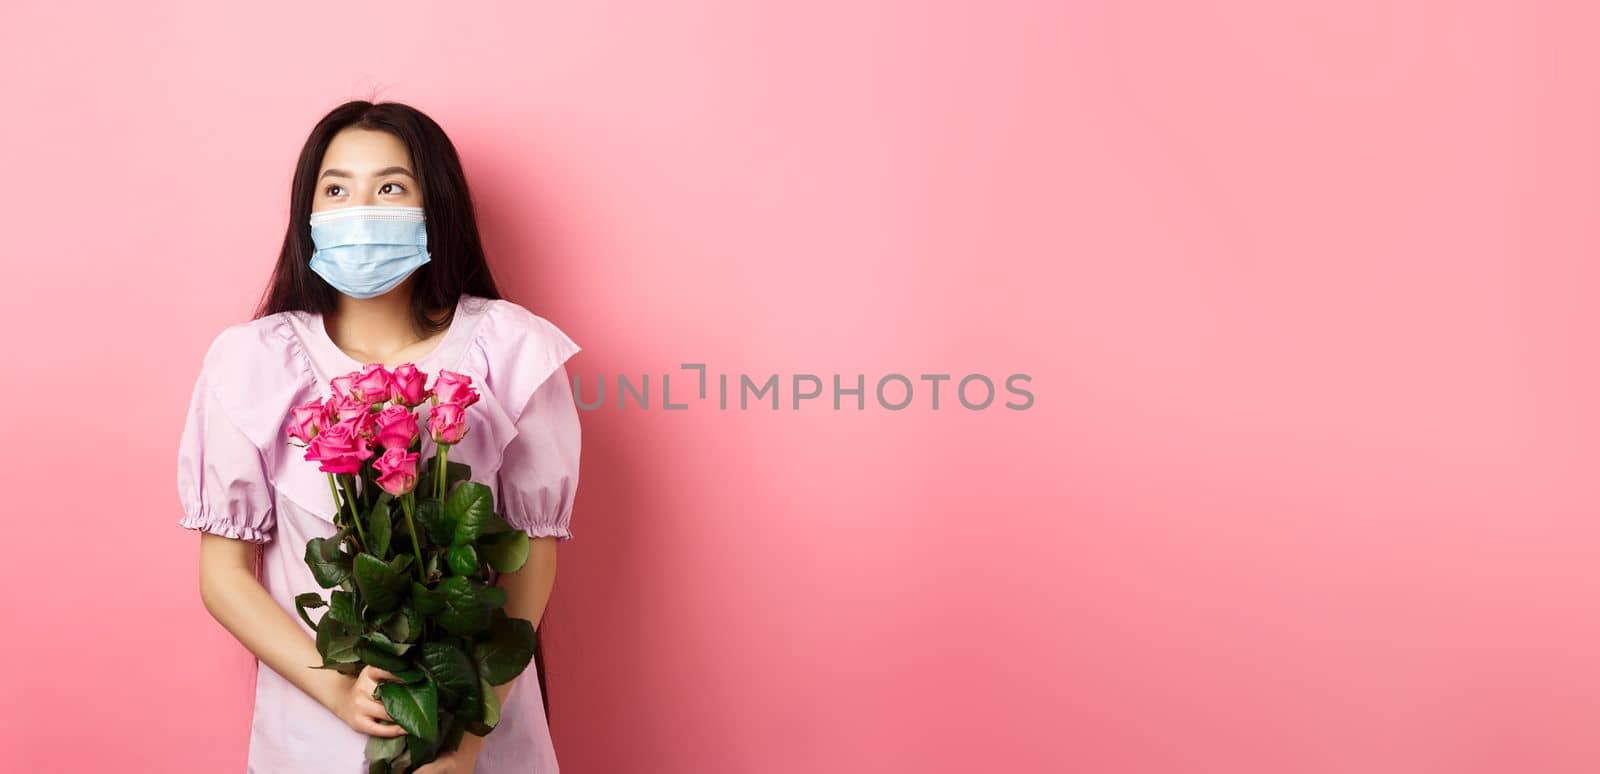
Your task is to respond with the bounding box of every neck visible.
[325,285,440,357]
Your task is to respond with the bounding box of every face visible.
[311,128,423,213]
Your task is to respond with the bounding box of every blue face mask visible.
[308,205,432,299]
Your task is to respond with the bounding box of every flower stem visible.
[435,444,451,502]
[324,473,342,527]
[335,473,368,548]
[401,493,426,582]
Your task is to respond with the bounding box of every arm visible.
[453,535,559,759]
[197,533,349,712]
[420,357,580,772]
[179,332,403,738]
[463,362,579,730]
[196,532,404,738]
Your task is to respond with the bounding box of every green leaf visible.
[434,576,493,635]
[367,491,393,557]
[411,582,445,615]
[358,631,414,672]
[446,545,479,576]
[418,642,481,711]
[483,674,501,727]
[353,553,409,613]
[327,526,354,556]
[381,604,420,643]
[481,585,507,609]
[357,637,412,672]
[312,660,364,676]
[440,712,467,754]
[377,677,439,742]
[361,631,414,656]
[389,667,428,683]
[305,533,353,588]
[364,734,405,765]
[446,482,496,547]
[414,498,454,547]
[474,610,536,685]
[294,593,326,630]
[465,674,501,735]
[327,590,360,628]
[453,687,484,721]
[480,530,530,573]
[405,728,442,770]
[316,616,360,666]
[485,510,516,535]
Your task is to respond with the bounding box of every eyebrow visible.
[319,166,416,180]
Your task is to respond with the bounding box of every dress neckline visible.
[307,294,482,374]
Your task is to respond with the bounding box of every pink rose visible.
[389,363,429,407]
[374,405,419,450]
[330,373,360,403]
[431,370,480,409]
[353,363,394,404]
[329,393,369,423]
[354,407,381,443]
[287,397,325,445]
[319,400,341,432]
[304,417,373,474]
[428,402,469,445]
[372,447,421,496]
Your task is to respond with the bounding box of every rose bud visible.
[373,447,421,496]
[374,405,420,450]
[431,370,480,409]
[287,397,325,445]
[428,402,469,445]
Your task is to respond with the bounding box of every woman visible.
[177,100,582,773]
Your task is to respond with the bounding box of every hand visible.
[333,664,407,738]
[413,745,478,773]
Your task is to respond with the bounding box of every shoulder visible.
[470,297,581,370]
[474,297,578,351]
[194,312,316,449]
[200,312,301,374]
[461,297,581,421]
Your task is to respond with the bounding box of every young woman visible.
[176,100,582,773]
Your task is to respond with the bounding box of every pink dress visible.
[176,293,582,774]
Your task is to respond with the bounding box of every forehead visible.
[319,128,413,173]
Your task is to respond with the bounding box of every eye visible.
[380,182,407,195]
[323,184,345,197]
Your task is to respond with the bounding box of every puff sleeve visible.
[496,363,582,541]
[175,332,277,544]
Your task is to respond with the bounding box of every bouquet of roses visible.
[286,363,538,773]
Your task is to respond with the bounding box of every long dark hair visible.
[253,99,503,333]
[252,99,554,720]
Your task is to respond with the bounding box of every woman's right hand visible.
[334,664,408,737]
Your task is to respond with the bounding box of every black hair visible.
[254,99,503,335]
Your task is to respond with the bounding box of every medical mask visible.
[308,205,432,299]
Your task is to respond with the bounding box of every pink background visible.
[2,1,1597,772]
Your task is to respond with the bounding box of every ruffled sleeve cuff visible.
[174,324,283,545]
[179,505,273,545]
[497,362,581,541]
